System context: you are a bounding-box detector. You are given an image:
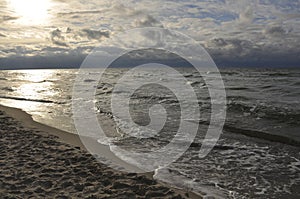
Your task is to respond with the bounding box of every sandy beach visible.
[0,105,204,199]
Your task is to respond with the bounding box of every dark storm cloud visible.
[205,37,300,67]
[205,38,254,60]
[0,52,87,70]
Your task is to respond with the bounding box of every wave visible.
[84,79,96,82]
[0,95,64,104]
[266,72,290,77]
[227,102,300,124]
[190,118,300,147]
[183,74,193,78]
[220,71,242,76]
[0,87,14,92]
[190,142,234,150]
[293,81,300,86]
[35,80,57,83]
[227,102,255,112]
[227,87,250,91]
[130,93,179,104]
[260,85,273,89]
[223,124,300,147]
[153,167,228,198]
[227,96,251,101]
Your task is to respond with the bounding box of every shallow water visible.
[0,67,299,198]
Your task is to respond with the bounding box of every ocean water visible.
[0,68,299,198]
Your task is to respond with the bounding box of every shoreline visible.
[0,104,145,173]
[0,104,203,199]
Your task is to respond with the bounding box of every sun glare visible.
[0,70,57,121]
[16,70,57,98]
[7,0,53,25]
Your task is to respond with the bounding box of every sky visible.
[0,0,299,69]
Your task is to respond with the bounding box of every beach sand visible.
[0,105,203,199]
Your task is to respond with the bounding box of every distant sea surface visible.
[0,68,299,198]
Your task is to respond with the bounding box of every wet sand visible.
[0,105,203,199]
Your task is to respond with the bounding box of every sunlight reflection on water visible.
[0,69,58,126]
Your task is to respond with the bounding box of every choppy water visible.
[0,68,299,198]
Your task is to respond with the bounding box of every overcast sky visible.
[0,0,299,69]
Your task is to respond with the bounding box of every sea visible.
[0,67,299,198]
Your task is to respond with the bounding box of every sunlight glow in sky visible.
[6,0,53,25]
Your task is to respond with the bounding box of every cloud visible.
[238,6,254,24]
[57,10,103,16]
[0,0,299,68]
[204,36,300,67]
[263,26,287,37]
[205,38,253,58]
[50,29,68,47]
[49,28,110,47]
[0,48,87,69]
[80,29,110,40]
